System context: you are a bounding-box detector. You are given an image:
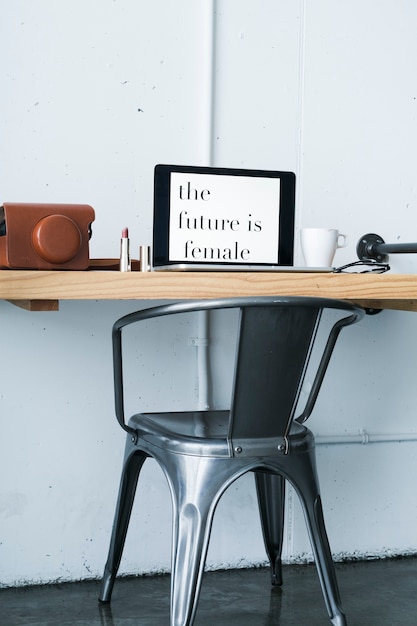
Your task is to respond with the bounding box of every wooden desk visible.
[1,269,417,312]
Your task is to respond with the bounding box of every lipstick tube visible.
[139,245,151,272]
[120,227,131,271]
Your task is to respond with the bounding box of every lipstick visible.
[119,227,131,271]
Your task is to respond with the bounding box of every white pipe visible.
[201,0,216,166]
[315,431,417,446]
[294,0,307,263]
[197,311,210,410]
[196,0,216,410]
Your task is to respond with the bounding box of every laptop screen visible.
[153,164,296,269]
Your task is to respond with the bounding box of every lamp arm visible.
[357,233,417,262]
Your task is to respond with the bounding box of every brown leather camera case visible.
[0,202,95,270]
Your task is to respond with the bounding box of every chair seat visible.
[129,410,309,458]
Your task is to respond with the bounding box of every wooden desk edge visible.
[1,270,417,312]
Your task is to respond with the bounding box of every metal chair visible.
[98,296,364,626]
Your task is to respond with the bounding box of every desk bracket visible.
[6,299,59,311]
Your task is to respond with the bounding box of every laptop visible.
[152,164,332,272]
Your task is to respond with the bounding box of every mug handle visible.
[337,233,348,248]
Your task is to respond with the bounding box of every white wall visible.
[1,0,417,587]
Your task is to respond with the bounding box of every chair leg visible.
[289,453,346,626]
[99,446,147,604]
[308,494,346,626]
[165,455,237,626]
[255,471,285,586]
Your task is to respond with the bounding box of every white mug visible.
[300,228,348,267]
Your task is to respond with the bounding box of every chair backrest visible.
[229,304,320,455]
[112,297,364,453]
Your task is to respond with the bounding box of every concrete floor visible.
[1,557,416,625]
